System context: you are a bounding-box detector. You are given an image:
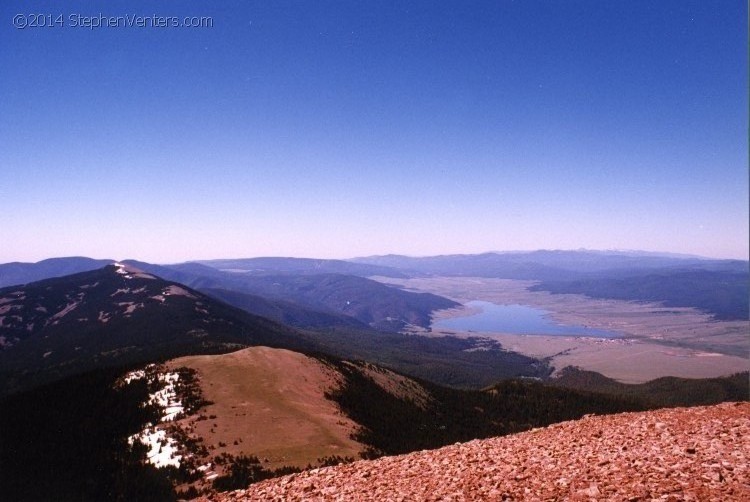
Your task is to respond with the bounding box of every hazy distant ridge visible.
[194,257,408,278]
[351,250,747,278]
[2,251,746,323]
[353,251,749,320]
[0,257,114,288]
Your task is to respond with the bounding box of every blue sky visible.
[1,1,747,262]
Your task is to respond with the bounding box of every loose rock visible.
[201,402,749,501]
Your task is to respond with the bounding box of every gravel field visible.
[203,402,749,501]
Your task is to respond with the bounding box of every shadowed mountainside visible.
[212,273,458,332]
[126,261,457,332]
[1,340,745,500]
[200,287,368,330]
[0,346,649,500]
[0,263,315,395]
[551,366,750,406]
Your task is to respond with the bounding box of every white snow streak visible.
[163,285,196,298]
[49,301,79,321]
[129,428,182,468]
[124,368,185,468]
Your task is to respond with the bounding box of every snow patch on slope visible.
[163,285,196,298]
[130,428,182,468]
[125,367,185,468]
[113,262,157,280]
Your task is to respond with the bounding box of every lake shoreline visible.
[377,276,749,384]
[433,300,621,338]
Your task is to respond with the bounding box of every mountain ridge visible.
[193,257,408,278]
[0,256,115,288]
[0,263,315,395]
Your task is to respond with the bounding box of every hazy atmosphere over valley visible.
[1,1,747,501]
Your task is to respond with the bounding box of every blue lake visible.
[433,301,620,338]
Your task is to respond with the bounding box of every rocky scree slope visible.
[205,402,749,501]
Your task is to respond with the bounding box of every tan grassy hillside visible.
[208,402,749,501]
[166,347,364,470]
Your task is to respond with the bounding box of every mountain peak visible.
[0,266,313,395]
[109,262,157,280]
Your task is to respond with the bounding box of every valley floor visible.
[376,277,749,384]
[454,332,748,384]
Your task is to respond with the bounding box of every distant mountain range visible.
[194,257,408,278]
[4,250,744,290]
[0,256,114,288]
[352,250,747,278]
[531,269,749,320]
[0,258,456,332]
[354,251,749,320]
[1,250,747,327]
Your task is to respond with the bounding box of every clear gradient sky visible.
[1,1,747,263]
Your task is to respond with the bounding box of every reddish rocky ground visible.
[203,402,749,501]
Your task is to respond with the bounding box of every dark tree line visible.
[0,367,175,501]
[322,356,646,457]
